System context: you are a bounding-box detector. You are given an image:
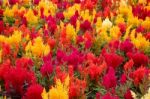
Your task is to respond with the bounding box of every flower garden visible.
[0,0,150,99]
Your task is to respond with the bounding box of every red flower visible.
[131,67,147,85]
[15,57,33,68]
[104,53,124,69]
[102,67,117,89]
[124,89,133,99]
[101,93,119,99]
[23,84,43,99]
[127,52,148,67]
[118,23,126,34]
[124,59,134,71]
[69,78,86,98]
[89,62,107,80]
[4,67,36,96]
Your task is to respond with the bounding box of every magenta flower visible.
[102,67,117,89]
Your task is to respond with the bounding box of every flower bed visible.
[0,0,150,99]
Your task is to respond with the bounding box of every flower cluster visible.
[0,0,150,99]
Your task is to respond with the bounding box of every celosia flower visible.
[4,67,36,96]
[102,67,117,89]
[104,53,124,69]
[127,52,148,67]
[69,78,86,98]
[42,76,69,99]
[15,57,33,68]
[124,59,134,71]
[120,39,134,53]
[89,62,107,80]
[124,89,133,99]
[33,0,40,5]
[80,20,92,31]
[66,24,77,41]
[101,93,119,99]
[24,9,38,24]
[40,62,53,77]
[102,18,112,29]
[131,67,147,85]
[23,84,43,99]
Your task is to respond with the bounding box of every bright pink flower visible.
[40,62,53,77]
[56,12,64,21]
[23,84,43,99]
[120,39,134,53]
[33,0,40,5]
[102,67,117,89]
[120,74,127,84]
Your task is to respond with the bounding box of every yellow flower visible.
[24,9,38,24]
[102,18,112,29]
[66,24,77,41]
[141,17,150,30]
[76,20,80,33]
[115,14,125,25]
[119,5,132,17]
[80,9,92,22]
[25,37,50,57]
[42,89,48,99]
[131,32,150,51]
[64,4,80,19]
[3,7,14,17]
[38,0,57,17]
[96,17,102,33]
[7,31,22,45]
[110,26,121,40]
[42,75,69,99]
[138,0,147,5]
[127,16,141,26]
[123,25,133,40]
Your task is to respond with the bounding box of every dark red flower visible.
[102,67,117,89]
[124,89,133,99]
[23,84,43,99]
[33,0,40,5]
[101,93,119,99]
[80,20,92,31]
[0,21,4,33]
[8,0,18,5]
